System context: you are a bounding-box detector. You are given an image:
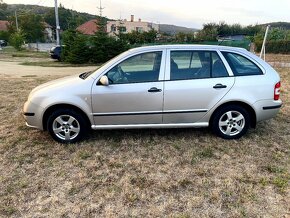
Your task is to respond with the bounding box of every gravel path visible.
[0,60,96,78]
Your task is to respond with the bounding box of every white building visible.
[107,15,159,36]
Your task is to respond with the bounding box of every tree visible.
[195,23,218,41]
[61,30,90,64]
[89,16,128,63]
[8,12,45,42]
[0,0,8,20]
[9,31,25,50]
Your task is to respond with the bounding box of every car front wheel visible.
[212,105,250,139]
[47,109,87,143]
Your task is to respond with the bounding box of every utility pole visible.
[15,11,19,32]
[54,0,60,46]
[97,0,105,17]
[260,25,270,61]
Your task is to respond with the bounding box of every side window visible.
[212,52,228,77]
[170,51,228,80]
[106,52,162,84]
[222,52,263,76]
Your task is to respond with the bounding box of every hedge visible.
[255,40,290,54]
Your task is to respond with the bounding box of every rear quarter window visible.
[222,52,263,76]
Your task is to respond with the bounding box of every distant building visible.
[0,20,9,31]
[0,20,53,42]
[76,15,159,36]
[76,19,99,35]
[217,34,246,42]
[107,15,159,36]
[43,22,54,42]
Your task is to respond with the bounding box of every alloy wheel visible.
[218,110,245,136]
[52,115,80,141]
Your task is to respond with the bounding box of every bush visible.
[255,40,290,54]
[61,29,129,64]
[0,31,10,41]
[9,31,25,50]
[61,30,91,64]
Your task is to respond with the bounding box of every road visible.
[0,59,96,78]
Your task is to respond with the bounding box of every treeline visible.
[1,2,97,31]
[61,18,158,64]
[2,1,290,57]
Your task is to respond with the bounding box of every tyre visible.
[211,105,250,139]
[47,109,88,143]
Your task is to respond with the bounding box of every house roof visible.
[42,22,52,29]
[0,20,9,31]
[76,19,99,35]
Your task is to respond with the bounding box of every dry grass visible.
[0,60,289,217]
[265,54,290,62]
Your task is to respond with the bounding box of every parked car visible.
[50,45,62,60]
[0,40,7,47]
[24,45,282,143]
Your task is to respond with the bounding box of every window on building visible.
[136,27,143,33]
[118,26,127,33]
[111,24,116,32]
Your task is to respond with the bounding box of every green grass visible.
[1,46,48,58]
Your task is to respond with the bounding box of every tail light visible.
[274,82,281,100]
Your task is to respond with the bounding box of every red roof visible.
[76,19,99,35]
[0,20,9,31]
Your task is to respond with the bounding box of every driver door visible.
[91,51,165,125]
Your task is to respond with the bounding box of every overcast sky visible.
[4,0,290,28]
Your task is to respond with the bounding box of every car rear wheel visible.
[47,109,87,143]
[212,105,250,139]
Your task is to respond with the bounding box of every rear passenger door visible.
[163,50,235,124]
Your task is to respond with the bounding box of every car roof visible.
[128,44,247,53]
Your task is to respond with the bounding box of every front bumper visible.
[23,101,44,130]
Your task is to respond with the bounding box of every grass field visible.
[0,54,289,217]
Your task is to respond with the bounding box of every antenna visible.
[97,0,105,17]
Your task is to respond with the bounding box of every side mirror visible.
[99,75,109,86]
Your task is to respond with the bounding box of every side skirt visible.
[91,122,209,130]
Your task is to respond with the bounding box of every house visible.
[107,15,159,36]
[76,15,159,36]
[0,20,54,42]
[76,19,99,35]
[43,22,54,42]
[0,20,9,31]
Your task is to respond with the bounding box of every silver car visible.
[23,45,282,143]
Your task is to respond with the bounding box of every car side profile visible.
[23,45,282,143]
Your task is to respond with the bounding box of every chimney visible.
[131,15,134,22]
[138,18,141,22]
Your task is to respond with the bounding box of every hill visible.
[260,22,290,30]
[2,4,198,34]
[159,24,198,35]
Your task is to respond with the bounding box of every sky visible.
[4,0,290,28]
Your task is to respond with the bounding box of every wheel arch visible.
[42,104,92,131]
[209,101,256,128]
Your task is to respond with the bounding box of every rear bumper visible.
[253,99,282,122]
[262,105,282,110]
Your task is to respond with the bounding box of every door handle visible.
[213,83,227,89]
[148,87,162,92]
